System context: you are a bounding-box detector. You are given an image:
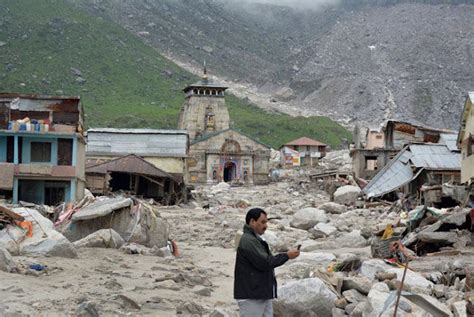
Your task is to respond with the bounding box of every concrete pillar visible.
[12,178,19,204]
[72,137,77,167]
[13,135,19,164]
[69,179,76,202]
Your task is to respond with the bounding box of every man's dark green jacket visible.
[234,224,289,299]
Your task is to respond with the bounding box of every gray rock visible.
[14,208,77,258]
[73,229,124,249]
[312,222,337,236]
[452,300,467,317]
[194,286,212,297]
[345,302,357,315]
[176,301,205,315]
[332,307,346,317]
[333,185,361,206]
[342,289,366,304]
[360,259,433,292]
[0,247,17,273]
[296,252,336,267]
[319,202,347,214]
[335,230,367,248]
[262,230,287,252]
[290,208,328,230]
[342,276,373,295]
[365,282,391,316]
[273,278,337,316]
[76,301,99,317]
[0,226,23,255]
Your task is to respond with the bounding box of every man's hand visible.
[287,249,300,259]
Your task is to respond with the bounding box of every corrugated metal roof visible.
[363,143,460,198]
[409,144,460,169]
[87,129,188,157]
[87,128,187,135]
[86,154,179,182]
[363,149,414,198]
[439,133,459,152]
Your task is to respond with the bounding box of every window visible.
[365,156,378,171]
[30,142,51,162]
[57,139,73,166]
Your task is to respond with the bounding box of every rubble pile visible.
[0,158,472,315]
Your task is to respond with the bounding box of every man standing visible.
[234,208,300,316]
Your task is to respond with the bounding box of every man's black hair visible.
[245,208,267,224]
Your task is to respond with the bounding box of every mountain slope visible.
[0,0,351,148]
[76,0,474,130]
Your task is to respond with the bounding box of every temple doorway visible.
[223,161,236,182]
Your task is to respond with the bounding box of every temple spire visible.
[202,60,208,81]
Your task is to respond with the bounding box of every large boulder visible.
[274,278,337,316]
[14,208,77,258]
[62,201,169,248]
[0,226,25,255]
[261,230,287,252]
[335,230,367,248]
[333,185,361,206]
[290,208,328,230]
[74,229,125,249]
[210,182,231,194]
[0,247,17,273]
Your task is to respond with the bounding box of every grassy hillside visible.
[0,0,351,148]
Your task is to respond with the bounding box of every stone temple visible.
[178,69,270,185]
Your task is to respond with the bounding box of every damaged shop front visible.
[363,143,464,208]
[86,154,185,205]
[0,93,86,205]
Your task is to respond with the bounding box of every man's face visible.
[250,213,268,235]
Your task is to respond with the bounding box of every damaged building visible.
[352,120,457,180]
[0,93,85,205]
[363,142,462,207]
[279,137,327,167]
[85,129,188,204]
[457,92,474,186]
[178,69,271,185]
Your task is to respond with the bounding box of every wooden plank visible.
[0,205,24,221]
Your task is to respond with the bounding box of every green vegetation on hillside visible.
[0,0,351,148]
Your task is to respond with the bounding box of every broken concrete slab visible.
[72,197,133,222]
[73,229,125,249]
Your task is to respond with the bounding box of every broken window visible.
[30,142,51,162]
[365,156,378,170]
[57,139,73,166]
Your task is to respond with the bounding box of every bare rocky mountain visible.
[73,0,474,129]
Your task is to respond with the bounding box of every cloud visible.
[237,0,341,10]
